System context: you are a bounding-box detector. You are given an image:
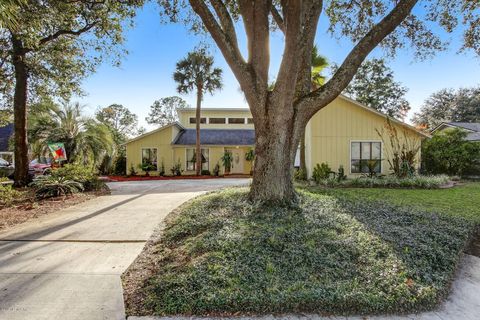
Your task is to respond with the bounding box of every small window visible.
[351,142,381,174]
[209,117,226,124]
[186,148,209,171]
[141,148,158,171]
[247,118,254,124]
[189,117,206,124]
[228,118,245,124]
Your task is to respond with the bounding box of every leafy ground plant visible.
[30,176,84,199]
[314,175,449,189]
[123,188,474,316]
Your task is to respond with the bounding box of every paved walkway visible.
[0,179,249,320]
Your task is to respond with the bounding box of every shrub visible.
[201,169,211,176]
[30,176,84,199]
[52,163,106,191]
[170,160,182,176]
[422,128,480,176]
[213,163,220,176]
[129,164,137,176]
[159,160,165,176]
[312,162,332,183]
[113,155,127,175]
[313,175,449,189]
[0,184,22,207]
[376,118,421,178]
[337,165,347,182]
[294,168,307,181]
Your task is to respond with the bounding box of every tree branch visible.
[270,4,285,32]
[298,0,419,121]
[188,0,256,103]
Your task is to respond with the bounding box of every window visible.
[189,117,206,124]
[351,142,381,174]
[141,148,158,171]
[247,118,254,124]
[228,117,245,124]
[209,117,226,124]
[186,148,209,171]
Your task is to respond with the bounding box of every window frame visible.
[349,141,382,174]
[141,147,158,171]
[209,117,226,124]
[227,117,246,124]
[189,117,206,124]
[185,148,210,171]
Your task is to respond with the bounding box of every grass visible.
[124,186,476,316]
[306,182,480,223]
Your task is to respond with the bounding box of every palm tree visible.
[29,102,115,167]
[173,48,223,176]
[298,46,328,179]
[0,0,26,30]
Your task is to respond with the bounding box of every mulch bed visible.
[0,190,107,232]
[107,175,224,182]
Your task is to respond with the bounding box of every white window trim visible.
[349,140,383,175]
[140,147,158,171]
[185,147,210,172]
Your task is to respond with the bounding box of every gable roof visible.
[123,122,185,145]
[338,95,431,138]
[173,129,255,146]
[432,122,480,141]
[0,124,13,151]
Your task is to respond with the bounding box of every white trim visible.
[177,107,250,112]
[349,140,383,175]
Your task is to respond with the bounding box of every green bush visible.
[30,176,84,199]
[423,128,480,176]
[201,169,211,176]
[113,155,127,175]
[0,184,22,207]
[213,163,220,176]
[314,175,449,189]
[170,160,182,176]
[52,163,106,191]
[312,162,332,183]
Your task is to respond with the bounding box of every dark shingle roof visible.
[0,124,13,151]
[173,129,255,146]
[447,122,480,141]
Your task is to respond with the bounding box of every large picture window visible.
[141,148,158,171]
[351,142,381,174]
[186,148,209,171]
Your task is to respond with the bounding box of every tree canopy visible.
[155,0,480,202]
[336,58,410,119]
[413,87,480,129]
[96,104,139,144]
[146,96,190,126]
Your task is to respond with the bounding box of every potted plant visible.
[221,151,233,175]
[245,149,255,175]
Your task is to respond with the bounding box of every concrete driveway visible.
[0,178,249,320]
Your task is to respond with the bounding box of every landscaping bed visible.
[108,175,225,182]
[0,190,107,231]
[122,187,475,317]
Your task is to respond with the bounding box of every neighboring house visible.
[431,122,480,142]
[125,95,428,177]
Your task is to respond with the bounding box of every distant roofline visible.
[123,122,185,145]
[176,107,250,112]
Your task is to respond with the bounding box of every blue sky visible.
[79,3,480,129]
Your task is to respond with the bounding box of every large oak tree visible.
[0,0,143,186]
[157,0,480,203]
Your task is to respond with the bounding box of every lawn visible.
[123,184,478,317]
[306,182,480,223]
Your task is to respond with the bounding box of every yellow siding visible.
[125,126,175,176]
[178,109,254,129]
[307,97,424,178]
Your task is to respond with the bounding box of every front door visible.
[227,149,244,174]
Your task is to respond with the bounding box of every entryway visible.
[226,148,244,174]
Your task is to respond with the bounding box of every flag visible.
[48,143,67,161]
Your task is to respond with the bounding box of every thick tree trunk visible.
[195,87,202,176]
[11,36,29,187]
[249,103,301,203]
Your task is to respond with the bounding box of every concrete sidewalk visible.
[128,254,480,320]
[0,178,249,320]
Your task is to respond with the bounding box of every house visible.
[0,123,13,152]
[125,95,429,177]
[431,122,480,142]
